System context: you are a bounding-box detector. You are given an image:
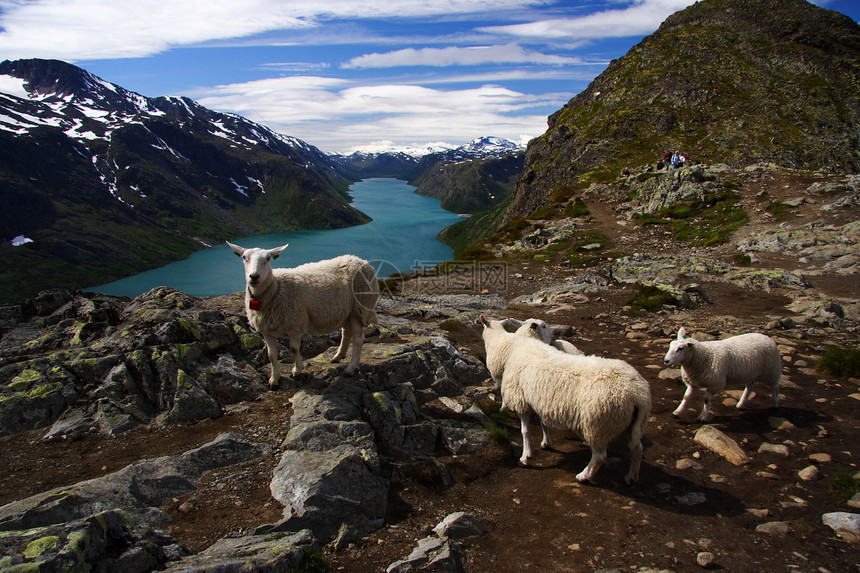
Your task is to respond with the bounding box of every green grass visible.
[626,283,677,312]
[767,201,793,220]
[564,198,590,218]
[817,346,860,378]
[830,471,860,500]
[634,189,749,247]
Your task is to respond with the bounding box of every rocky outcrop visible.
[0,287,499,571]
[0,287,271,438]
[509,0,860,219]
[0,433,266,572]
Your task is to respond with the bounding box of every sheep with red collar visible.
[664,327,782,422]
[228,242,378,386]
[481,316,651,484]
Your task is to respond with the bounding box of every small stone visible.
[758,443,789,456]
[768,417,795,431]
[746,508,770,519]
[697,551,716,568]
[178,501,194,513]
[822,512,860,543]
[676,492,707,506]
[847,493,860,510]
[694,425,749,466]
[676,458,703,471]
[809,453,832,463]
[798,465,820,481]
[756,521,791,535]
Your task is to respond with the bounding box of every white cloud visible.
[343,43,579,69]
[196,76,562,153]
[481,0,696,39]
[0,0,551,61]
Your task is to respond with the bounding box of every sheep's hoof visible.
[518,458,529,467]
[671,413,681,419]
[575,472,592,483]
[268,379,280,389]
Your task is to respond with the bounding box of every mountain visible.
[410,151,524,214]
[0,58,369,302]
[508,0,860,219]
[333,136,526,214]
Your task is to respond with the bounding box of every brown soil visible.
[1,168,858,571]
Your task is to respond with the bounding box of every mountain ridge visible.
[0,58,370,302]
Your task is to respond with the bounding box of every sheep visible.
[663,327,782,422]
[503,317,584,355]
[481,316,651,484]
[227,242,378,386]
[499,317,585,450]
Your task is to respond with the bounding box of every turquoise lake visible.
[86,178,463,298]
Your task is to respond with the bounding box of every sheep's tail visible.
[629,398,649,445]
[352,260,380,325]
[625,392,651,484]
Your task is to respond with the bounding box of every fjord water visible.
[87,178,463,298]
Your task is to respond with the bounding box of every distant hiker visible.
[621,166,630,178]
[662,151,672,170]
[671,152,682,169]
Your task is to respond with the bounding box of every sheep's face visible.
[517,319,555,344]
[227,242,289,287]
[663,339,690,366]
[665,328,692,366]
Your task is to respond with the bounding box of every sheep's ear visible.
[677,327,687,340]
[226,242,245,257]
[501,319,514,332]
[529,322,539,331]
[268,244,289,260]
[480,315,488,327]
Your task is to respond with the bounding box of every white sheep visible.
[499,317,584,450]
[663,327,782,422]
[503,317,584,355]
[481,316,651,484]
[228,242,378,386]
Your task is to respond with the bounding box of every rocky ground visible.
[0,164,858,572]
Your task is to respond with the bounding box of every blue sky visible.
[1,0,857,154]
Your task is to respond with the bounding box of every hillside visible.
[507,0,860,220]
[0,59,369,302]
[411,150,524,215]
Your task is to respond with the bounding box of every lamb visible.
[663,327,782,422]
[481,316,651,484]
[503,317,584,355]
[227,242,378,386]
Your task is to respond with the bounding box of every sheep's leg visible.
[518,413,533,466]
[576,447,607,483]
[332,324,351,363]
[539,419,553,450]
[345,317,364,375]
[263,333,281,387]
[736,385,752,409]
[770,377,780,408]
[672,385,695,418]
[288,331,303,376]
[697,390,713,422]
[626,438,644,485]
